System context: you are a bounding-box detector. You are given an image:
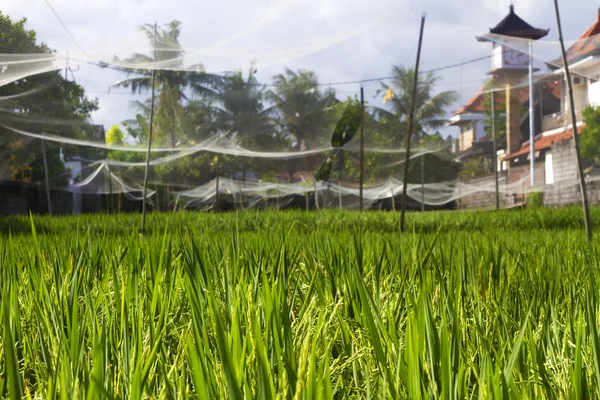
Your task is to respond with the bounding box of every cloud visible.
[2,0,595,135]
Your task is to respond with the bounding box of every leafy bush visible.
[527,191,544,208]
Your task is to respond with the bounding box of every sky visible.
[2,0,597,139]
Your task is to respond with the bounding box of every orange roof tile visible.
[503,125,585,160]
[563,11,600,63]
[452,80,560,116]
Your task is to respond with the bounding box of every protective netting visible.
[2,4,600,213]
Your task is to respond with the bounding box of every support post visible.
[106,164,114,213]
[41,139,52,215]
[214,158,220,212]
[420,152,425,212]
[314,180,319,210]
[528,40,535,187]
[173,194,180,212]
[141,22,158,234]
[359,86,365,211]
[400,13,426,233]
[492,90,500,210]
[553,0,592,240]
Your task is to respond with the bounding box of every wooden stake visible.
[41,139,52,215]
[359,86,365,211]
[400,13,426,233]
[141,22,158,234]
[314,180,319,210]
[214,158,220,212]
[492,90,500,210]
[553,0,592,240]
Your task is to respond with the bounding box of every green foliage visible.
[0,12,98,186]
[482,80,506,138]
[1,208,600,397]
[581,105,600,162]
[375,65,458,143]
[105,125,125,145]
[527,191,544,209]
[459,156,490,180]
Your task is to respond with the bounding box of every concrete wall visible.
[459,123,476,152]
[456,174,514,210]
[508,162,546,186]
[565,76,589,117]
[544,139,596,207]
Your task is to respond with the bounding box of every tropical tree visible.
[269,69,336,182]
[581,105,600,164]
[0,12,98,185]
[269,68,336,151]
[376,65,457,145]
[112,20,223,147]
[212,69,278,180]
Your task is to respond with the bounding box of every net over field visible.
[2,2,600,213]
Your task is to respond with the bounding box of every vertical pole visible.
[141,22,158,234]
[239,181,244,210]
[314,180,319,210]
[553,0,592,240]
[214,159,220,212]
[338,177,342,210]
[306,191,309,211]
[528,40,535,187]
[359,86,365,211]
[41,139,52,215]
[106,163,114,213]
[400,13,426,233]
[391,186,396,212]
[492,90,500,210]
[420,152,425,211]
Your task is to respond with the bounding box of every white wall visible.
[545,152,554,185]
[475,121,486,141]
[564,76,589,121]
[589,80,600,107]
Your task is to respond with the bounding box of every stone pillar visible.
[505,79,523,155]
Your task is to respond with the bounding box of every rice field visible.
[1,208,600,399]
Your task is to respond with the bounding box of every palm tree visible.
[112,21,223,147]
[214,69,274,149]
[269,68,336,152]
[376,65,457,145]
[212,69,277,180]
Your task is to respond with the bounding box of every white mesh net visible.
[2,3,600,213]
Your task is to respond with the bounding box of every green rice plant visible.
[0,208,599,398]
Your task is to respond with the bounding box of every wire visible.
[85,53,493,89]
[44,0,88,56]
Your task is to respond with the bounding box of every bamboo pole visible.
[141,22,158,234]
[41,139,52,215]
[400,13,426,233]
[492,91,500,210]
[553,0,592,240]
[359,86,365,211]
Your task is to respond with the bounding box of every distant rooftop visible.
[488,5,549,40]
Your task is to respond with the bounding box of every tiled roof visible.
[452,80,560,116]
[503,125,585,160]
[489,5,549,40]
[553,11,600,66]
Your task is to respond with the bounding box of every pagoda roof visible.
[489,5,549,40]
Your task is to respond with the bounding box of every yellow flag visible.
[383,88,395,104]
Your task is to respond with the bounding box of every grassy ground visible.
[0,208,599,398]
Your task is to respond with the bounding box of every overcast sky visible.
[2,0,597,138]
